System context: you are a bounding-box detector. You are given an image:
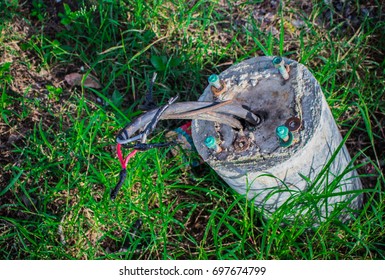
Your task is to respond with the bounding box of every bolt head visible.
[276,125,289,139]
[208,74,219,83]
[204,136,216,149]
[272,57,283,65]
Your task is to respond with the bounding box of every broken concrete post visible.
[192,56,363,221]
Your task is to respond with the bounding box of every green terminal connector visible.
[272,57,289,80]
[208,74,222,89]
[276,125,293,147]
[205,136,222,153]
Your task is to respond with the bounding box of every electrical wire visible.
[116,100,262,145]
[138,73,157,111]
[111,74,264,200]
[110,144,138,200]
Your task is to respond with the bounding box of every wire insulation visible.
[116,101,262,145]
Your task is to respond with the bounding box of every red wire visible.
[116,143,138,169]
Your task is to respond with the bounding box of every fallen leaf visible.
[64,73,82,86]
[83,74,102,89]
[64,73,102,89]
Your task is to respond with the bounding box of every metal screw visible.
[276,125,289,141]
[272,57,289,80]
[276,125,293,147]
[208,74,222,89]
[204,136,222,153]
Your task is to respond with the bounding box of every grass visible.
[0,0,384,259]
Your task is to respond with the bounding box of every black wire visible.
[120,218,144,252]
[111,141,174,200]
[140,95,179,143]
[123,141,175,151]
[110,168,127,200]
[138,73,157,111]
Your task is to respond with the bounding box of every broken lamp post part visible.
[191,56,363,221]
[114,56,363,222]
